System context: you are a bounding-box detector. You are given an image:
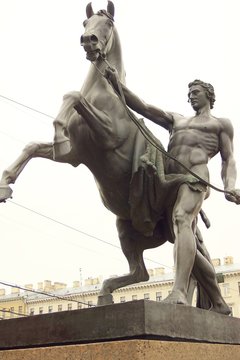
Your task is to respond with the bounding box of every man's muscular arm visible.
[219,118,240,204]
[105,67,174,131]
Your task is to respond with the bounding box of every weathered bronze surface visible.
[0,2,239,314]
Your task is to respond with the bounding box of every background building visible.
[1,256,240,319]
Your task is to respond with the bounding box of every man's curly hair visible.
[188,79,216,109]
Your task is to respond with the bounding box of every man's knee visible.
[172,208,192,229]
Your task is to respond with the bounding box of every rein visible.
[91,56,235,199]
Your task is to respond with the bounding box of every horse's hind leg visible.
[0,141,54,202]
[98,218,151,306]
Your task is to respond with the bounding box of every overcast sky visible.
[0,0,240,290]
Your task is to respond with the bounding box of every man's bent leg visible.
[163,184,205,304]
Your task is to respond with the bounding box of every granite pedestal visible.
[0,300,239,359]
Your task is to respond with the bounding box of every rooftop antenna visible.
[79,268,83,288]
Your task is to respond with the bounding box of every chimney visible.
[54,282,67,290]
[0,289,5,296]
[24,284,33,291]
[37,282,43,290]
[92,278,100,285]
[43,280,52,292]
[155,267,165,276]
[11,287,20,295]
[73,281,80,288]
[212,258,221,267]
[224,256,233,265]
[148,269,154,277]
[85,278,93,286]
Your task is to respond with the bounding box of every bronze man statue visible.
[105,68,240,306]
[0,2,237,312]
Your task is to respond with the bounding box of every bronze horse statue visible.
[0,1,229,312]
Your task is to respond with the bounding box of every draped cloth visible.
[129,119,198,237]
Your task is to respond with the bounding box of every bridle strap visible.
[91,40,235,198]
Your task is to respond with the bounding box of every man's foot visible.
[0,185,12,202]
[162,290,189,305]
[210,302,232,316]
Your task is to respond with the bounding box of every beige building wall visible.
[0,256,240,319]
[0,287,26,319]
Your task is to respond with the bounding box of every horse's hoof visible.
[97,294,114,306]
[0,185,13,203]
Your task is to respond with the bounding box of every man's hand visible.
[104,67,119,88]
[225,189,240,204]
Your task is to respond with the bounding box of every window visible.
[132,295,137,301]
[29,308,34,316]
[144,293,150,300]
[156,292,162,302]
[68,303,72,311]
[48,306,53,313]
[39,307,43,314]
[78,303,82,309]
[10,307,14,318]
[88,301,93,307]
[58,305,62,312]
[18,306,23,314]
[238,282,240,295]
[120,296,126,303]
[223,283,230,297]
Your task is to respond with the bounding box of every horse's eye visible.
[107,19,113,27]
[83,19,88,27]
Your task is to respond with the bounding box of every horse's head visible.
[81,1,115,62]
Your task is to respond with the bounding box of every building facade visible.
[1,256,240,319]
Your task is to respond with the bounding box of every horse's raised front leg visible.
[97,218,164,306]
[0,142,54,202]
[71,92,120,150]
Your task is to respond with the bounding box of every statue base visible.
[1,340,240,360]
[0,300,239,359]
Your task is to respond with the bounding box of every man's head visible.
[188,79,216,110]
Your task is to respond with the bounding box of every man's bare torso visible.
[166,113,223,179]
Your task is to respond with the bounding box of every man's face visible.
[188,85,209,111]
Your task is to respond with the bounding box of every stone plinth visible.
[0,340,240,360]
[0,300,239,352]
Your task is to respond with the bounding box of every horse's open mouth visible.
[86,50,100,62]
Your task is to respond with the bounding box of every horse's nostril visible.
[80,34,98,46]
[90,35,98,44]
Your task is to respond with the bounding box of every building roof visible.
[215,262,240,275]
[1,262,240,303]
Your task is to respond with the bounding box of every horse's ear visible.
[86,2,94,18]
[107,1,115,18]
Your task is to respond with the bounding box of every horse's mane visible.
[97,10,114,21]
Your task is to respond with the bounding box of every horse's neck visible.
[81,29,125,95]
[105,29,125,82]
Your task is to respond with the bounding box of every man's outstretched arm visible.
[105,67,174,131]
